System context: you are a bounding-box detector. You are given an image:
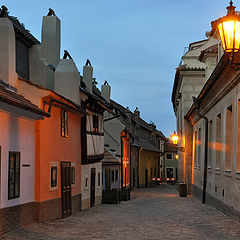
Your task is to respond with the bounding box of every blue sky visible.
[2,0,228,136]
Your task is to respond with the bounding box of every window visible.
[98,172,100,186]
[194,131,197,166]
[93,115,98,133]
[151,168,153,178]
[216,113,222,169]
[154,168,156,177]
[61,109,68,138]
[208,120,213,168]
[115,169,118,181]
[237,100,240,171]
[111,170,114,182]
[225,106,233,171]
[51,166,58,187]
[8,152,20,199]
[71,166,75,185]
[85,177,88,188]
[166,153,172,160]
[198,128,201,166]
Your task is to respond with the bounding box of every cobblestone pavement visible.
[2,185,240,240]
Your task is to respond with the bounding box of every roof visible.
[199,44,218,61]
[102,148,120,165]
[164,141,177,152]
[9,16,40,45]
[138,140,162,153]
[0,80,49,117]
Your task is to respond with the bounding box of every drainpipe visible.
[193,97,208,204]
[120,131,127,189]
[129,137,134,189]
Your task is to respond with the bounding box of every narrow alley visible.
[2,185,240,240]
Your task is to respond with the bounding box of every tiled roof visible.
[0,80,49,117]
[199,44,218,61]
[138,140,162,153]
[102,148,120,164]
[9,16,40,45]
[164,141,177,152]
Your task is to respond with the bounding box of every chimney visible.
[54,51,80,104]
[41,9,60,67]
[0,7,17,86]
[101,81,111,102]
[134,107,140,118]
[83,59,93,93]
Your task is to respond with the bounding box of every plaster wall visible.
[139,150,159,186]
[0,111,35,209]
[0,18,18,87]
[35,101,82,202]
[81,162,102,209]
[192,83,240,212]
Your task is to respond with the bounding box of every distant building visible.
[102,83,165,189]
[171,35,218,193]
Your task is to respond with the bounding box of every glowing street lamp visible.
[170,131,179,145]
[212,1,240,66]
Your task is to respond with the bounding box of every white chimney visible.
[0,16,17,86]
[83,59,93,93]
[101,81,111,102]
[41,12,60,67]
[55,54,80,104]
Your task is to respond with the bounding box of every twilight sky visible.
[2,0,228,137]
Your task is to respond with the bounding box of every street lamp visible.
[212,1,240,66]
[170,131,179,145]
[170,131,185,152]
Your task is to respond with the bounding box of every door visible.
[145,169,148,187]
[166,168,174,178]
[90,168,96,207]
[133,168,135,187]
[61,162,72,218]
[105,168,111,190]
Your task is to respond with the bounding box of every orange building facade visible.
[34,92,85,222]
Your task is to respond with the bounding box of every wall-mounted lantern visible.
[213,1,240,68]
[170,131,184,152]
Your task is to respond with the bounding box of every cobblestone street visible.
[2,185,240,240]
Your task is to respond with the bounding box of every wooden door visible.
[145,169,148,187]
[90,168,96,207]
[61,162,72,218]
[105,168,111,190]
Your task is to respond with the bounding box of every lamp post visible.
[212,1,240,68]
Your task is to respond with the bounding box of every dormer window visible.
[61,109,68,138]
[93,115,98,133]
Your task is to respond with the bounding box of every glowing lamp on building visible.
[175,155,179,160]
[214,1,240,68]
[170,131,179,145]
[218,1,240,52]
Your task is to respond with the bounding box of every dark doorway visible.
[61,162,72,218]
[133,168,135,187]
[167,168,174,178]
[145,169,148,187]
[90,168,96,207]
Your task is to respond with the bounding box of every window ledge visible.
[224,170,232,178]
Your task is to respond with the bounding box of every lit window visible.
[8,152,20,199]
[93,115,98,133]
[51,166,58,187]
[61,109,68,138]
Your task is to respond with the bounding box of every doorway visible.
[61,162,72,218]
[145,168,148,187]
[166,168,174,178]
[90,168,96,207]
